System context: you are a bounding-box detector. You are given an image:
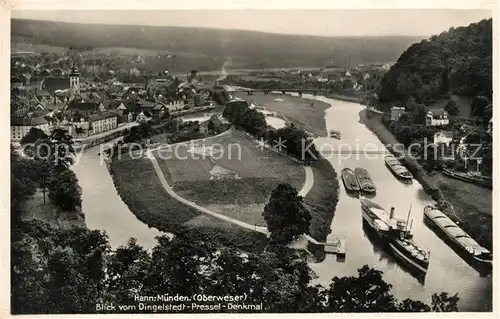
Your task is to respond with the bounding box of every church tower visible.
[69,62,80,95]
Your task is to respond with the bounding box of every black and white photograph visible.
[4,1,497,315]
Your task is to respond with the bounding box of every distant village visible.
[11,57,227,144]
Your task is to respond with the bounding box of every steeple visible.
[69,61,80,94]
[70,61,79,77]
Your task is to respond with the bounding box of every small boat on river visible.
[423,206,492,264]
[354,167,376,193]
[341,168,360,192]
[361,198,430,274]
[329,130,341,140]
[385,155,413,181]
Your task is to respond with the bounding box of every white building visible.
[88,112,118,134]
[11,116,50,142]
[433,131,453,146]
[136,111,152,123]
[426,110,449,127]
[166,100,185,112]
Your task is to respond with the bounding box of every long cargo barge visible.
[361,198,430,274]
[341,168,360,192]
[385,155,413,181]
[354,167,376,193]
[423,206,492,264]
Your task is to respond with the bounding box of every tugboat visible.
[385,155,413,181]
[341,168,360,192]
[424,206,492,264]
[360,198,430,273]
[354,167,376,193]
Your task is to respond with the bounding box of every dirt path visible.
[299,167,314,197]
[145,134,316,237]
[147,149,270,235]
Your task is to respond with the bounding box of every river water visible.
[304,95,492,311]
[72,140,165,251]
[72,96,492,311]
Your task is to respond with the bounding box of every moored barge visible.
[354,167,376,193]
[423,206,492,264]
[385,155,413,181]
[341,168,360,192]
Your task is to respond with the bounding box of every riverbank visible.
[234,92,331,136]
[360,109,492,250]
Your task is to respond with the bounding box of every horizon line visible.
[11,16,490,39]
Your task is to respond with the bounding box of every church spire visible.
[70,61,79,76]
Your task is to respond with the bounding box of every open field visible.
[154,130,305,225]
[154,130,305,184]
[233,92,330,136]
[110,153,269,252]
[11,42,68,54]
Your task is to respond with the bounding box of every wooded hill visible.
[378,19,492,109]
[11,19,419,70]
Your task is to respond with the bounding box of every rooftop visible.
[88,111,118,122]
[11,116,48,126]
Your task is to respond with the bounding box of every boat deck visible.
[323,237,346,256]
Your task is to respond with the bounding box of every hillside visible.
[11,19,420,70]
[378,19,492,109]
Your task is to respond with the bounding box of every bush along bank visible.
[362,111,492,251]
[304,156,340,261]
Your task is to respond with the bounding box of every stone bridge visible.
[223,85,329,96]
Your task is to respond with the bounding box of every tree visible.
[322,265,398,312]
[378,19,492,107]
[12,218,463,314]
[471,95,489,119]
[262,183,311,244]
[34,128,75,169]
[11,147,38,224]
[20,127,48,146]
[444,99,460,116]
[47,168,82,211]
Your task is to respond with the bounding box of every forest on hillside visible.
[11,19,419,70]
[378,19,492,109]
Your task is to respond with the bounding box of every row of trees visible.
[12,128,82,225]
[222,100,319,164]
[11,218,460,314]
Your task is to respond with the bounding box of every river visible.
[72,140,165,251]
[304,95,492,311]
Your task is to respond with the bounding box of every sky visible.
[11,9,492,37]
